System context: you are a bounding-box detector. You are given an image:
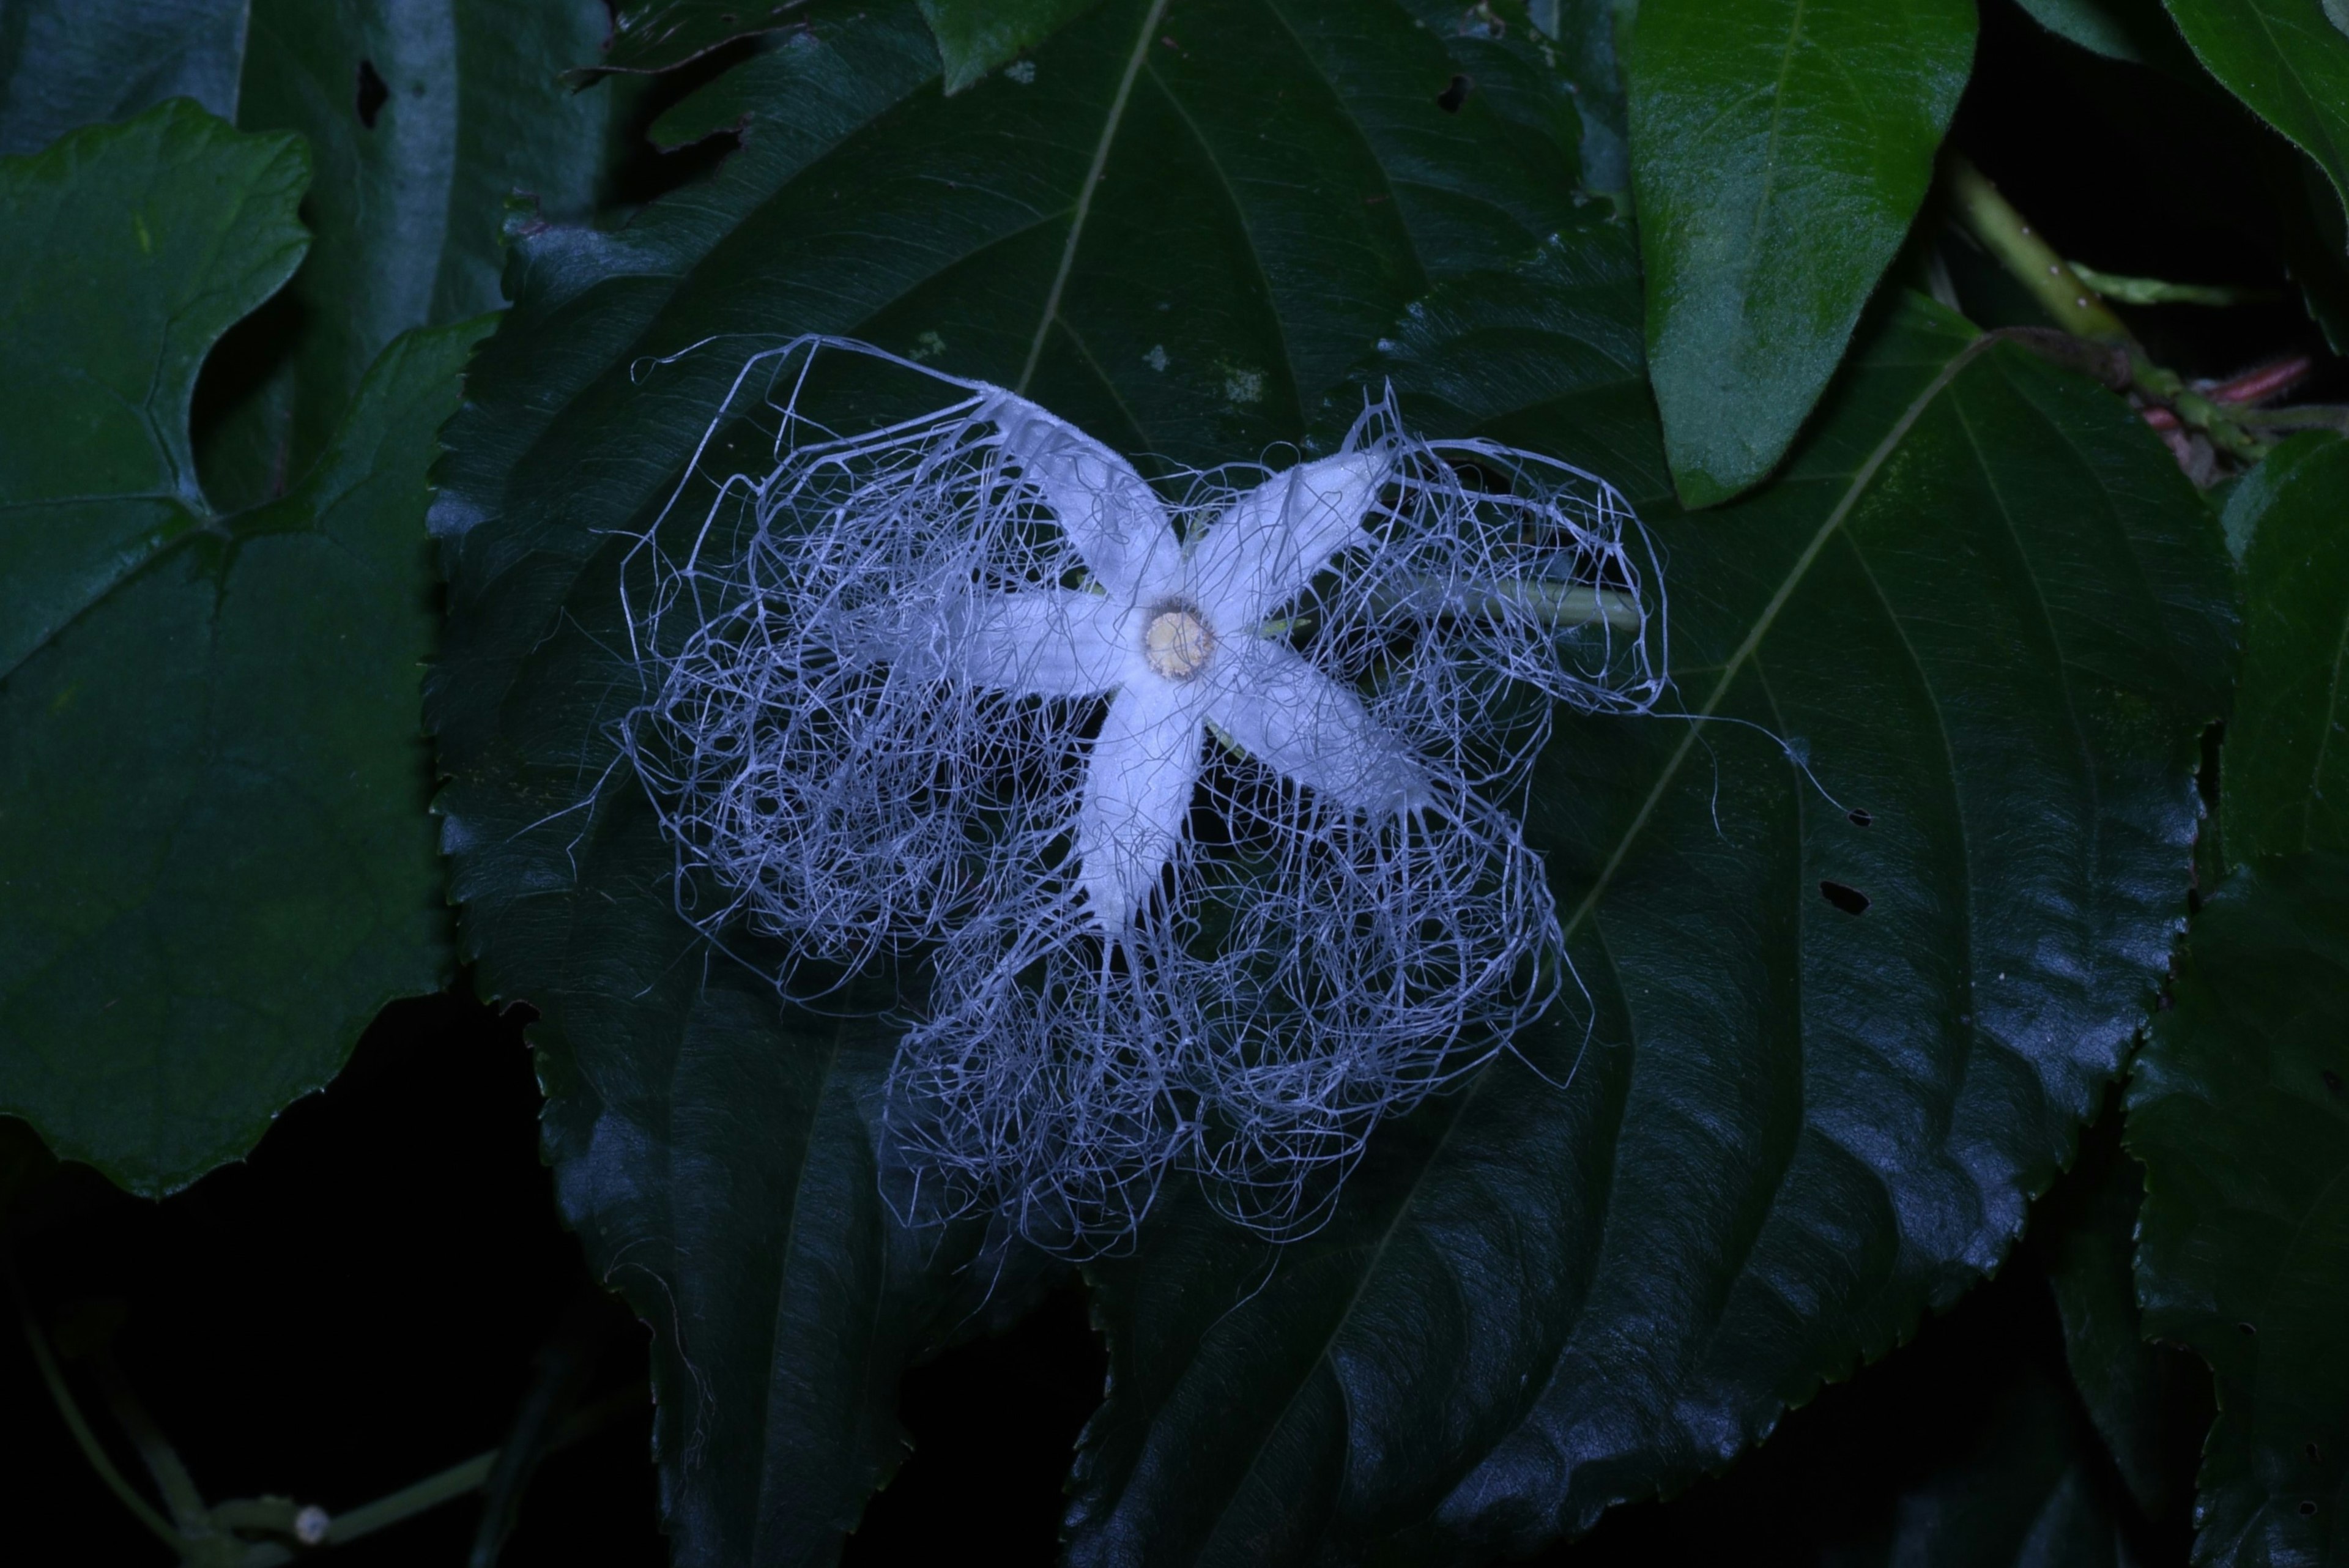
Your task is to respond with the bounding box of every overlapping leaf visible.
[2219,431,2349,863]
[2163,0,2349,241]
[428,2,1588,1560]
[1623,0,1975,507]
[1069,279,2234,1561]
[2131,853,2349,1567]
[186,0,615,511]
[426,1,2235,1559]
[0,103,480,1193]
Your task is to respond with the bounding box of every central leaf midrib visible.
[1164,329,2006,1542]
[1018,0,1175,393]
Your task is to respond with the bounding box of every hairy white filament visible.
[619,336,1664,1250]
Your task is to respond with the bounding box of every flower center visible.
[1143,604,1215,680]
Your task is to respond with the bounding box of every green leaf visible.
[0,100,306,676]
[427,2,1590,1556]
[919,0,1100,92]
[2222,433,2349,864]
[2035,1102,2195,1518]
[2129,853,2349,1566]
[1068,283,2235,1560]
[1538,0,1635,197]
[596,0,811,75]
[0,102,483,1194]
[0,0,248,155]
[2162,0,2349,240]
[2011,0,2174,62]
[196,0,615,511]
[1625,0,1975,507]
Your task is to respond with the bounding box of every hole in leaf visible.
[2303,1501,2319,1517]
[354,58,389,128]
[1819,880,1870,916]
[1436,74,1472,113]
[2309,1442,2323,1462]
[1847,807,1873,827]
[2325,1069,2343,1096]
[2239,1321,2258,1336]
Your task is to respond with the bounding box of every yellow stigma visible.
[1143,605,1215,680]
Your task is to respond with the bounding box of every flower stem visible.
[1945,155,2269,465]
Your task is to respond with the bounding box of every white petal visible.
[1205,638,1428,817]
[1074,681,1203,932]
[948,589,1134,696]
[979,388,1178,601]
[1184,451,1391,632]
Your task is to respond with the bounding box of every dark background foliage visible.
[5,1,2346,1564]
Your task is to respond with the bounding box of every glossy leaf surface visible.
[427,3,1582,1560]
[427,1,2233,1558]
[1070,280,2234,1561]
[2221,431,2349,863]
[0,103,477,1193]
[2131,853,2349,1566]
[1624,0,1975,506]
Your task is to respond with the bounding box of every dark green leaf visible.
[1624,0,1975,507]
[2035,1102,2191,1518]
[2273,147,2349,357]
[2130,853,2349,1566]
[1069,283,2234,1561]
[0,102,482,1194]
[2220,433,2349,863]
[0,100,306,677]
[1831,1367,2126,1567]
[1537,0,1635,196]
[0,0,247,156]
[919,0,1099,92]
[2162,0,2349,240]
[196,0,615,511]
[2012,0,2167,62]
[427,2,1589,1558]
[596,0,812,75]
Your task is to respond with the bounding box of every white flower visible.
[950,390,1432,934]
[624,338,1662,1246]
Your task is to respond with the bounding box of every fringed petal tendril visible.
[620,338,1663,1250]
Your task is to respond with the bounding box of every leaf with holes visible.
[427,1,2233,1558]
[191,0,615,510]
[2221,431,2349,864]
[428,1,1593,1559]
[2130,853,2349,1566]
[1067,279,2233,1561]
[0,102,482,1193]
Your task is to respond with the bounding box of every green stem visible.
[233,1381,651,1567]
[2232,404,2349,434]
[1420,579,1645,633]
[2064,262,2273,308]
[12,1272,188,1554]
[94,1351,212,1533]
[1946,155,2269,464]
